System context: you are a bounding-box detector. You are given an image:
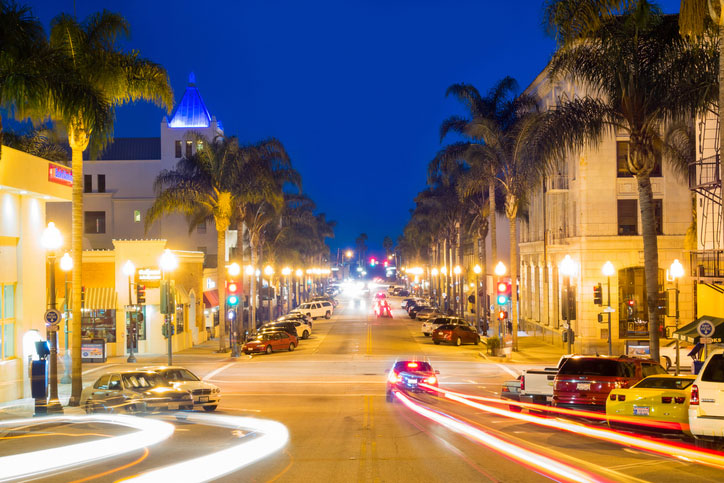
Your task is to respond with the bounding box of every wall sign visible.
[48,164,73,187]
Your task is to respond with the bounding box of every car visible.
[553,356,666,412]
[432,324,481,346]
[408,304,432,319]
[398,289,410,297]
[401,298,421,310]
[277,312,313,326]
[386,360,439,402]
[311,295,338,307]
[688,348,724,442]
[415,308,441,322]
[374,292,387,300]
[421,316,468,337]
[502,376,523,411]
[659,339,695,371]
[291,301,333,319]
[144,366,221,412]
[81,371,193,413]
[262,319,312,339]
[374,299,392,318]
[242,330,299,354]
[606,375,696,434]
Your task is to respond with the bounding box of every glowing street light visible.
[670,259,685,375]
[228,262,241,277]
[40,222,63,414]
[494,261,506,276]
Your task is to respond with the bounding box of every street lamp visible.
[264,266,274,322]
[59,252,72,384]
[670,259,685,375]
[159,249,177,366]
[431,268,439,308]
[473,264,482,332]
[245,265,256,333]
[602,261,615,356]
[295,269,303,305]
[41,222,63,413]
[454,266,462,316]
[282,267,292,314]
[494,261,506,276]
[560,255,577,354]
[122,260,137,363]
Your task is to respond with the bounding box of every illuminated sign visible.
[206,278,216,289]
[138,268,162,281]
[48,164,72,187]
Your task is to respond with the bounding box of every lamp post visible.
[473,264,482,332]
[159,249,178,366]
[264,265,274,322]
[41,222,63,413]
[228,262,241,357]
[122,260,137,363]
[602,261,615,356]
[494,261,506,339]
[245,265,255,335]
[295,269,303,307]
[59,252,72,384]
[454,266,462,317]
[282,267,292,314]
[431,268,439,308]
[670,259,684,375]
[560,255,576,354]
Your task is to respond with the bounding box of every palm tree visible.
[383,236,394,258]
[355,233,368,265]
[542,1,717,360]
[47,9,173,404]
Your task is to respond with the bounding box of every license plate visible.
[199,396,209,403]
[406,379,418,386]
[168,403,179,410]
[576,383,591,391]
[633,406,650,416]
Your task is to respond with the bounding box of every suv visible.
[292,301,333,319]
[422,316,468,337]
[688,348,724,442]
[261,320,312,339]
[553,356,666,412]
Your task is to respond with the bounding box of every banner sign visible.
[48,164,73,187]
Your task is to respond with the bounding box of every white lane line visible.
[495,363,519,378]
[203,361,235,381]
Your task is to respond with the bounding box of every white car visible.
[659,339,695,371]
[145,366,220,411]
[292,301,333,319]
[688,348,724,441]
[421,316,469,337]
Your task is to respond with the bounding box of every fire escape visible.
[689,109,723,280]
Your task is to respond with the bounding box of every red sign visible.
[48,164,72,187]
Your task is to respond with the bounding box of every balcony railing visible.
[689,155,721,190]
[690,250,724,279]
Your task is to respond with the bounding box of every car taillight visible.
[661,396,672,404]
[674,397,685,404]
[690,384,699,405]
[425,376,437,385]
[520,375,525,392]
[617,394,625,401]
[387,371,401,384]
[502,386,510,392]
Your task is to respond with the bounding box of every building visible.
[0,146,72,402]
[518,71,695,355]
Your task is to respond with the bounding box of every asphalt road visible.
[3,295,724,482]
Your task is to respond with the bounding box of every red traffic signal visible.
[496,281,511,305]
[227,279,239,306]
[498,310,508,320]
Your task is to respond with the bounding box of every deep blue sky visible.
[28,0,681,256]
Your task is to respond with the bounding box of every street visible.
[2,296,723,482]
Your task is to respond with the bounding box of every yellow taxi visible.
[606,374,696,434]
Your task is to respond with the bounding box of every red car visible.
[242,331,298,354]
[553,356,666,412]
[432,324,480,346]
[386,360,439,402]
[374,299,392,318]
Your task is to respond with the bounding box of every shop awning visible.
[203,289,219,308]
[86,287,117,310]
[176,285,190,305]
[673,315,724,344]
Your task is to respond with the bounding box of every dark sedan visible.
[432,324,481,346]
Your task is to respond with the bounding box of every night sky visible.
[27,0,681,255]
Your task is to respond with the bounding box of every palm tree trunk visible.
[489,180,497,263]
[69,129,89,406]
[479,228,488,327]
[509,215,518,351]
[637,175,660,362]
[250,240,256,331]
[216,229,227,352]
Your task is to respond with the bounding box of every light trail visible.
[394,391,609,483]
[0,415,174,482]
[126,413,289,482]
[422,384,724,469]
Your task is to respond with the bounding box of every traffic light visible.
[161,323,176,339]
[498,310,508,320]
[496,281,511,305]
[593,283,603,306]
[136,284,146,305]
[369,257,377,267]
[227,279,239,306]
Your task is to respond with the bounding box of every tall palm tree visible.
[383,236,394,258]
[542,1,717,360]
[48,10,173,404]
[355,233,368,265]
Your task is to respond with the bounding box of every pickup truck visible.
[519,355,571,405]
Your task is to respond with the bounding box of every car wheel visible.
[203,405,217,412]
[386,390,395,403]
[302,330,309,339]
[85,400,94,414]
[289,342,296,351]
[265,345,273,354]
[325,311,331,319]
[433,340,440,345]
[474,336,480,345]
[423,333,430,337]
[661,356,672,371]
[455,337,462,346]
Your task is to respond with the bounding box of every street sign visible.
[603,306,616,313]
[697,319,715,337]
[701,337,714,344]
[44,309,61,327]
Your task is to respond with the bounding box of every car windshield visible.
[122,373,159,388]
[634,377,695,389]
[394,361,433,372]
[162,369,200,382]
[559,358,635,377]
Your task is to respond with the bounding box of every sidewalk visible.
[480,331,566,365]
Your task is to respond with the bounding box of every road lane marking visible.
[495,363,519,377]
[68,447,150,483]
[203,361,235,381]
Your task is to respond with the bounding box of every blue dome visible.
[167,72,212,128]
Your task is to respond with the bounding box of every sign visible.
[48,164,72,187]
[697,319,715,337]
[138,268,161,281]
[81,339,106,363]
[44,309,61,327]
[701,337,714,344]
[603,306,616,313]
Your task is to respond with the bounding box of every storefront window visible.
[176,304,185,333]
[1,285,15,359]
[82,309,116,342]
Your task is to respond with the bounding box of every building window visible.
[196,140,204,151]
[134,210,141,223]
[81,309,116,342]
[617,199,637,235]
[1,285,16,359]
[97,174,106,193]
[653,199,663,235]
[617,140,662,177]
[175,140,182,158]
[185,140,193,158]
[197,219,206,234]
[176,304,185,333]
[84,211,106,234]
[84,174,93,193]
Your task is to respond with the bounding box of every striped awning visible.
[203,289,219,308]
[86,287,117,310]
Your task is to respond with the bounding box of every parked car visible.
[659,340,695,371]
[501,376,523,411]
[277,312,313,326]
[398,289,410,297]
[81,371,193,413]
[261,320,312,339]
[432,324,481,346]
[291,301,333,319]
[519,355,572,405]
[415,308,441,322]
[408,304,432,319]
[242,330,299,354]
[311,295,338,307]
[386,360,439,402]
[401,298,423,310]
[688,348,724,442]
[144,366,220,412]
[552,356,666,412]
[422,316,468,337]
[606,374,696,434]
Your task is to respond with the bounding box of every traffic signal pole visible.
[606,277,612,356]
